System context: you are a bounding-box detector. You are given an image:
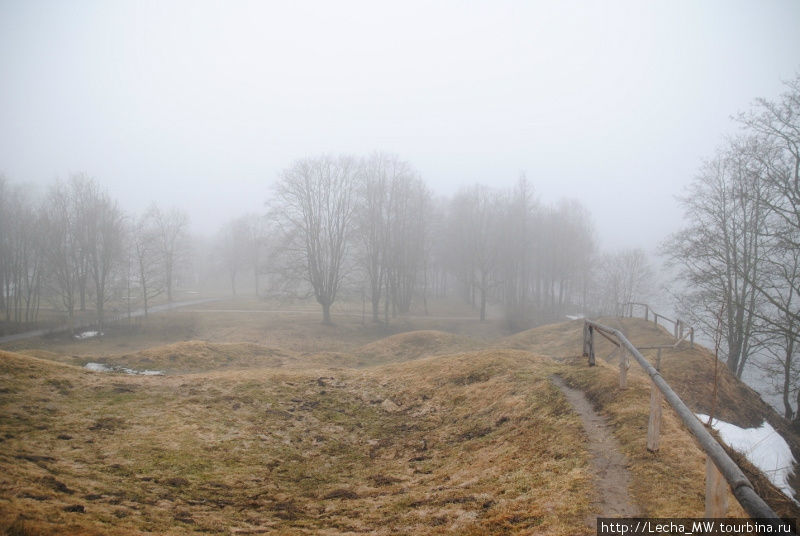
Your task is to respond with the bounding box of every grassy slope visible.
[503,317,800,519]
[2,306,798,534]
[0,349,594,536]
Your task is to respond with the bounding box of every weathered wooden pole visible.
[705,458,729,517]
[583,320,785,523]
[647,381,663,452]
[619,344,628,389]
[582,322,589,357]
[690,327,694,348]
[644,305,649,322]
[588,325,596,366]
[653,313,659,327]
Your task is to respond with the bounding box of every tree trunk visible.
[371,296,380,323]
[166,260,173,302]
[79,275,86,312]
[784,341,795,419]
[142,280,149,318]
[384,276,390,324]
[479,270,487,321]
[322,302,332,325]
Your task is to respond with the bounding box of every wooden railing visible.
[623,302,695,348]
[582,319,787,525]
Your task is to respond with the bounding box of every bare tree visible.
[242,213,270,297]
[738,76,800,418]
[545,199,595,317]
[0,178,46,326]
[43,179,83,331]
[271,155,358,324]
[0,176,9,321]
[131,212,165,317]
[147,204,189,302]
[753,244,800,419]
[448,185,502,321]
[385,170,429,316]
[357,153,393,322]
[739,75,800,255]
[83,183,125,328]
[218,216,251,295]
[595,248,653,315]
[495,176,537,329]
[665,140,769,378]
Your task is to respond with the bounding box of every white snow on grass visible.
[84,362,113,372]
[74,331,103,339]
[696,413,797,504]
[84,362,164,376]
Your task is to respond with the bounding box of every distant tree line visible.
[1,157,654,336]
[215,154,652,329]
[665,75,800,420]
[0,174,190,333]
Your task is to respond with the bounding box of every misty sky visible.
[1,1,799,250]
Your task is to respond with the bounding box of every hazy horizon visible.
[2,1,800,250]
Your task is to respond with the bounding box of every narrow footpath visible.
[551,375,640,523]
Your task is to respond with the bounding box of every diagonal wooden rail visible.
[582,319,790,527]
[623,301,695,347]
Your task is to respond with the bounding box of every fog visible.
[4,5,800,525]
[2,1,799,248]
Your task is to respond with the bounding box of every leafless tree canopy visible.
[2,154,653,336]
[666,75,800,419]
[270,156,358,324]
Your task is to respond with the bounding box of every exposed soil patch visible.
[551,375,640,522]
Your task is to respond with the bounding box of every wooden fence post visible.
[588,325,595,366]
[690,327,694,348]
[619,344,628,389]
[647,381,662,451]
[644,305,649,322]
[705,458,728,517]
[653,313,659,327]
[582,322,588,357]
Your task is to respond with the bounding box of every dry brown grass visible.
[506,317,800,519]
[353,330,481,366]
[3,297,502,360]
[0,348,596,535]
[85,341,297,373]
[552,356,746,517]
[3,307,798,534]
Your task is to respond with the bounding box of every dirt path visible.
[551,375,640,522]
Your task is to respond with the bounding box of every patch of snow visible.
[136,369,164,376]
[565,314,585,320]
[83,362,164,376]
[84,362,113,372]
[696,413,797,504]
[74,331,103,340]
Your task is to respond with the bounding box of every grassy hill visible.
[1,306,798,534]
